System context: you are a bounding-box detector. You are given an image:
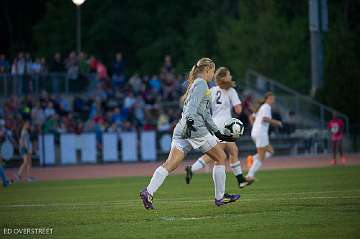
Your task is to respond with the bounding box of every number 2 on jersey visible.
[216,90,222,104]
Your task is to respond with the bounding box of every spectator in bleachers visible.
[157,111,170,132]
[160,54,174,74]
[23,53,33,94]
[44,101,56,119]
[112,52,126,89]
[89,56,109,86]
[11,52,26,95]
[56,94,71,115]
[0,54,10,73]
[128,73,142,94]
[65,51,79,89]
[111,107,123,125]
[149,75,161,93]
[30,58,42,93]
[49,52,65,93]
[123,91,136,111]
[78,52,90,89]
[39,57,48,77]
[283,111,297,135]
[133,95,145,126]
[122,120,135,132]
[31,102,46,127]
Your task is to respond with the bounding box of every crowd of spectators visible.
[1,51,298,157]
[0,52,186,151]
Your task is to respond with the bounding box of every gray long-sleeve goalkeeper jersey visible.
[173,78,219,139]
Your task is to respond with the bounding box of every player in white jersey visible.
[246,92,282,183]
[185,67,248,188]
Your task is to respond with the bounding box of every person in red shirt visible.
[327,112,346,165]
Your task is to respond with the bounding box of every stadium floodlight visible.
[72,0,86,6]
[71,0,87,53]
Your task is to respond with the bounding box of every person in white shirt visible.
[247,92,282,183]
[185,67,248,188]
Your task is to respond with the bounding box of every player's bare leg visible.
[247,144,274,184]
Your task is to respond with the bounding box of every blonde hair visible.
[182,57,215,102]
[215,67,235,89]
[253,91,273,113]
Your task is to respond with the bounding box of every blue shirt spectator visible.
[149,75,161,93]
[0,54,10,73]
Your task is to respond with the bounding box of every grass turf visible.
[1,166,360,239]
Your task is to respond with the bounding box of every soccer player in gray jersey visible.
[140,57,240,209]
[14,120,34,182]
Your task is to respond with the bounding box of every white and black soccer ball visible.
[223,118,244,138]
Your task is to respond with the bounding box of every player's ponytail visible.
[181,57,215,103]
[253,91,273,113]
[215,67,235,90]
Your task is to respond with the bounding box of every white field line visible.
[0,191,360,209]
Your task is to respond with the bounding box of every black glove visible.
[214,130,236,142]
[183,117,197,138]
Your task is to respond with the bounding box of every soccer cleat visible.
[2,181,10,187]
[27,176,36,182]
[185,165,193,184]
[139,188,154,210]
[239,181,249,188]
[245,176,256,186]
[237,174,248,188]
[215,193,241,206]
[13,174,21,182]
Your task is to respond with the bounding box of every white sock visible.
[191,158,206,172]
[265,151,272,159]
[212,165,226,200]
[146,166,169,196]
[229,161,243,176]
[247,154,262,177]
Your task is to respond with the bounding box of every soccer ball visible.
[223,118,244,138]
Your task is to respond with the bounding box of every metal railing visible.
[243,70,350,136]
[0,73,97,97]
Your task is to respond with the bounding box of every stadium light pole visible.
[72,0,86,54]
[308,0,328,97]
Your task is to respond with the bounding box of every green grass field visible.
[1,166,360,239]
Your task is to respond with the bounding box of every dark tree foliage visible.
[1,0,359,123]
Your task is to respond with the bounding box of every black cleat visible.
[237,174,248,188]
[185,165,193,184]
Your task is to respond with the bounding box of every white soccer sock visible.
[212,165,226,200]
[146,166,169,196]
[265,151,272,159]
[229,161,243,176]
[191,158,206,172]
[247,154,262,177]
